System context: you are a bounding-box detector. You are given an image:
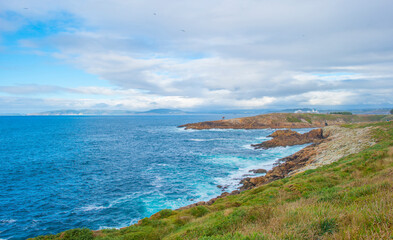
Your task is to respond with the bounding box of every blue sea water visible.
[0,115,311,240]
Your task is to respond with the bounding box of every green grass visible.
[31,122,393,240]
[286,116,302,123]
[329,112,352,115]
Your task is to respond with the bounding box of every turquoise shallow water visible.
[0,115,311,240]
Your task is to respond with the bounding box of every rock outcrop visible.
[240,143,321,190]
[251,128,324,149]
[249,169,267,174]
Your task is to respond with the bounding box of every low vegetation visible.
[32,122,393,240]
[329,111,352,115]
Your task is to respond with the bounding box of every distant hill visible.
[28,108,190,116]
[139,109,188,114]
[27,109,135,116]
[23,108,393,116]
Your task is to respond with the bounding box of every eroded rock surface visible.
[251,128,324,149]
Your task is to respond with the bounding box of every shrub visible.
[330,111,352,115]
[190,206,210,217]
[174,215,192,225]
[152,209,174,219]
[62,229,93,240]
[286,116,301,122]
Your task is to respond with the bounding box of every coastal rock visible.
[240,143,319,191]
[251,128,323,149]
[249,169,267,174]
[177,201,207,210]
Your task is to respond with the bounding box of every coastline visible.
[28,119,387,239]
[29,123,393,240]
[175,125,376,211]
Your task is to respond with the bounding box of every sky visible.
[0,0,393,113]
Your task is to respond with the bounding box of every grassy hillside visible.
[32,122,393,240]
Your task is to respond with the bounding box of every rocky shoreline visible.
[177,125,376,210]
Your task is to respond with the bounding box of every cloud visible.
[0,84,72,95]
[0,0,393,112]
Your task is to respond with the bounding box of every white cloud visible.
[302,91,357,106]
[1,0,393,112]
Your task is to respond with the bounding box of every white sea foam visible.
[79,205,108,212]
[211,144,311,191]
[156,163,169,167]
[204,128,248,132]
[202,155,255,167]
[152,175,164,188]
[0,219,16,224]
[175,127,197,132]
[190,138,233,142]
[190,139,209,142]
[242,144,254,150]
[256,136,271,140]
[79,192,148,213]
[97,225,121,230]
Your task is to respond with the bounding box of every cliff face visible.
[179,113,390,130]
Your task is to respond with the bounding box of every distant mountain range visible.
[26,108,190,116]
[8,107,393,116]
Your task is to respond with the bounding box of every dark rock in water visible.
[252,128,324,149]
[242,174,254,177]
[249,169,267,174]
[217,185,229,190]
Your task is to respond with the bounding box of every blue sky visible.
[0,0,393,113]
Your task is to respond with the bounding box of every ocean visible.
[0,115,311,240]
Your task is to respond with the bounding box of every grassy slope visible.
[32,122,393,240]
